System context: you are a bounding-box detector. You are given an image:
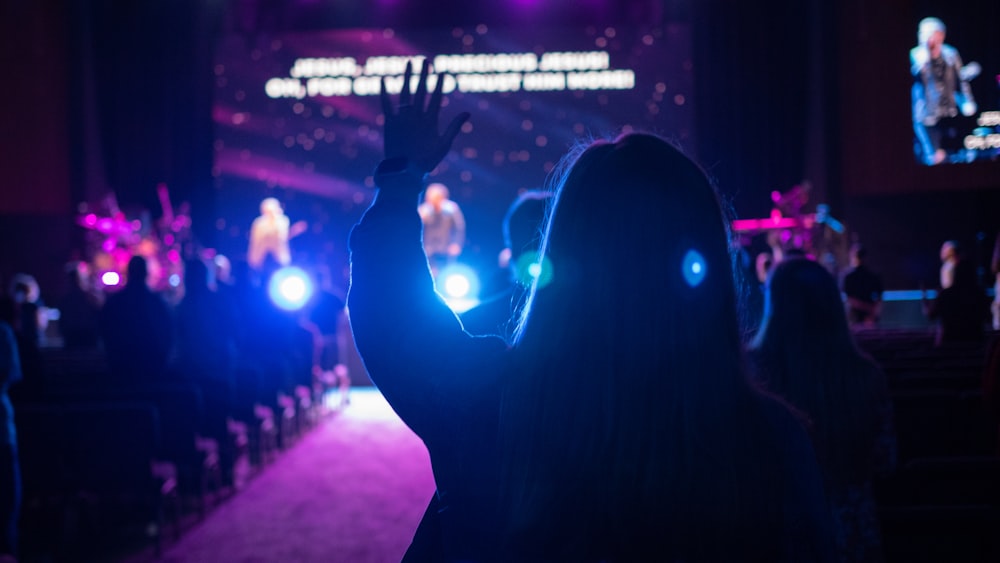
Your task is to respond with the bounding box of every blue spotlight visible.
[436,263,481,313]
[682,249,706,287]
[268,266,314,311]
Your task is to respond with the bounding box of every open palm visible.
[381,59,469,175]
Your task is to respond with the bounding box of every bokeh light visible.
[514,251,554,289]
[436,263,481,313]
[268,266,315,311]
[100,271,121,286]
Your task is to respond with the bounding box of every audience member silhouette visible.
[349,61,834,561]
[750,258,896,562]
[741,250,774,338]
[6,275,44,349]
[991,232,1000,330]
[3,275,43,399]
[0,319,20,559]
[175,259,238,385]
[841,244,884,327]
[306,265,350,403]
[923,257,990,345]
[100,256,174,381]
[173,258,241,482]
[460,190,551,339]
[938,240,960,289]
[57,262,103,349]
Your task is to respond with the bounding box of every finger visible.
[380,77,393,117]
[399,60,413,106]
[414,59,430,111]
[441,112,471,147]
[424,112,470,171]
[428,73,447,123]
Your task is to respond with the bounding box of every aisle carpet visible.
[143,389,434,563]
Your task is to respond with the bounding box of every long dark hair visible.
[750,257,883,487]
[498,133,792,559]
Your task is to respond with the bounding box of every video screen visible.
[212,24,694,283]
[910,9,1000,166]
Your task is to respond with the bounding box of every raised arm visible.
[348,60,506,436]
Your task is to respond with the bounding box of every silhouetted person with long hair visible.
[100,256,174,381]
[750,258,896,562]
[349,61,834,561]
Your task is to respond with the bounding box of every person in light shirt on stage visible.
[247,197,306,271]
[418,183,465,274]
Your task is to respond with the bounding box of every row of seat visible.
[16,377,332,560]
[857,330,1000,561]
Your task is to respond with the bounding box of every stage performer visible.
[418,183,465,274]
[247,197,306,271]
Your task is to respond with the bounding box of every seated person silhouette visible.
[751,258,896,561]
[100,256,174,381]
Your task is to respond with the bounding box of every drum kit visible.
[731,182,846,268]
[76,184,193,291]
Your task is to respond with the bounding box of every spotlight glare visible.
[435,263,481,313]
[169,274,181,287]
[268,266,314,311]
[444,274,471,298]
[101,271,121,286]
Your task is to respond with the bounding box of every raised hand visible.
[380,59,469,175]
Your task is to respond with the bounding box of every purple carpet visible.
[132,389,435,563]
